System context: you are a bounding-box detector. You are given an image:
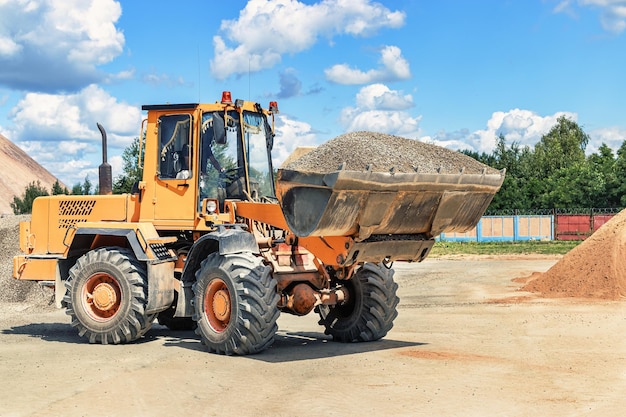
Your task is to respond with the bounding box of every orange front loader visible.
[13,92,504,354]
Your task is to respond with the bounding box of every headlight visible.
[206,200,218,213]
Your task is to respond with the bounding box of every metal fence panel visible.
[438,210,619,242]
[555,214,591,241]
[593,214,614,232]
[439,215,554,242]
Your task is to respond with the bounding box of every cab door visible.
[153,113,196,221]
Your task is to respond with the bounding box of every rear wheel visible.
[64,247,153,344]
[317,263,399,342]
[192,252,279,355]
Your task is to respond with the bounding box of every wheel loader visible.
[12,92,504,355]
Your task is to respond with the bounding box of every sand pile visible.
[0,215,51,305]
[281,131,500,175]
[522,209,626,300]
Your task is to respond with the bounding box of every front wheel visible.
[64,247,153,344]
[317,263,399,343]
[192,252,280,355]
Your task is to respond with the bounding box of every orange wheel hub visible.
[204,279,231,332]
[82,273,121,321]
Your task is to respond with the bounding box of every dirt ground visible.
[2,257,626,417]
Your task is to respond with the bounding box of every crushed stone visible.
[0,215,53,306]
[281,131,500,175]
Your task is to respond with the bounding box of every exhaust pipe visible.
[97,123,113,195]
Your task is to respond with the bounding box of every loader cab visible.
[198,104,276,212]
[142,95,277,223]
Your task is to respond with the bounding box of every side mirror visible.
[212,112,227,145]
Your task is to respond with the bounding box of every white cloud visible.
[354,83,414,110]
[325,45,411,84]
[339,84,421,137]
[9,84,140,144]
[142,72,189,87]
[108,154,124,179]
[588,126,626,153]
[15,139,97,186]
[419,129,475,151]
[57,141,90,157]
[105,69,135,83]
[555,0,626,33]
[6,85,141,185]
[474,109,577,152]
[0,36,21,57]
[210,0,405,79]
[272,115,319,167]
[423,109,578,153]
[0,0,124,92]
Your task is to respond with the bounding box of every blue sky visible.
[1,0,625,187]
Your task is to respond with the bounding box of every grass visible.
[430,240,581,256]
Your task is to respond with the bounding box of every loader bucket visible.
[276,168,505,241]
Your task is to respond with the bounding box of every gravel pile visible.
[282,131,500,175]
[0,215,52,306]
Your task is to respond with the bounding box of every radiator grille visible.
[58,199,97,229]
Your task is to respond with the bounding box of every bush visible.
[11,181,49,214]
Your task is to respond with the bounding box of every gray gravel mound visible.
[0,215,53,306]
[282,131,499,175]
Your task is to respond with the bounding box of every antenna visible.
[197,44,201,102]
[248,56,251,101]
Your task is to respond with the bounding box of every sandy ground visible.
[1,257,626,417]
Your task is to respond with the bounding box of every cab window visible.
[158,114,193,179]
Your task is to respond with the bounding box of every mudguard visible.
[175,225,259,318]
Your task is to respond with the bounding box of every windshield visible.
[198,110,275,207]
[243,111,275,199]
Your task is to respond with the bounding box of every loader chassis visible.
[13,92,504,355]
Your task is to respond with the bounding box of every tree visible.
[475,134,537,211]
[480,118,608,211]
[460,149,496,168]
[487,135,525,210]
[588,143,620,207]
[51,180,69,195]
[71,176,93,195]
[71,183,83,195]
[11,181,49,214]
[113,137,144,194]
[532,116,589,178]
[614,141,626,206]
[82,176,92,195]
[539,163,605,208]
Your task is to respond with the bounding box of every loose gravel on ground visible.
[0,215,51,305]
